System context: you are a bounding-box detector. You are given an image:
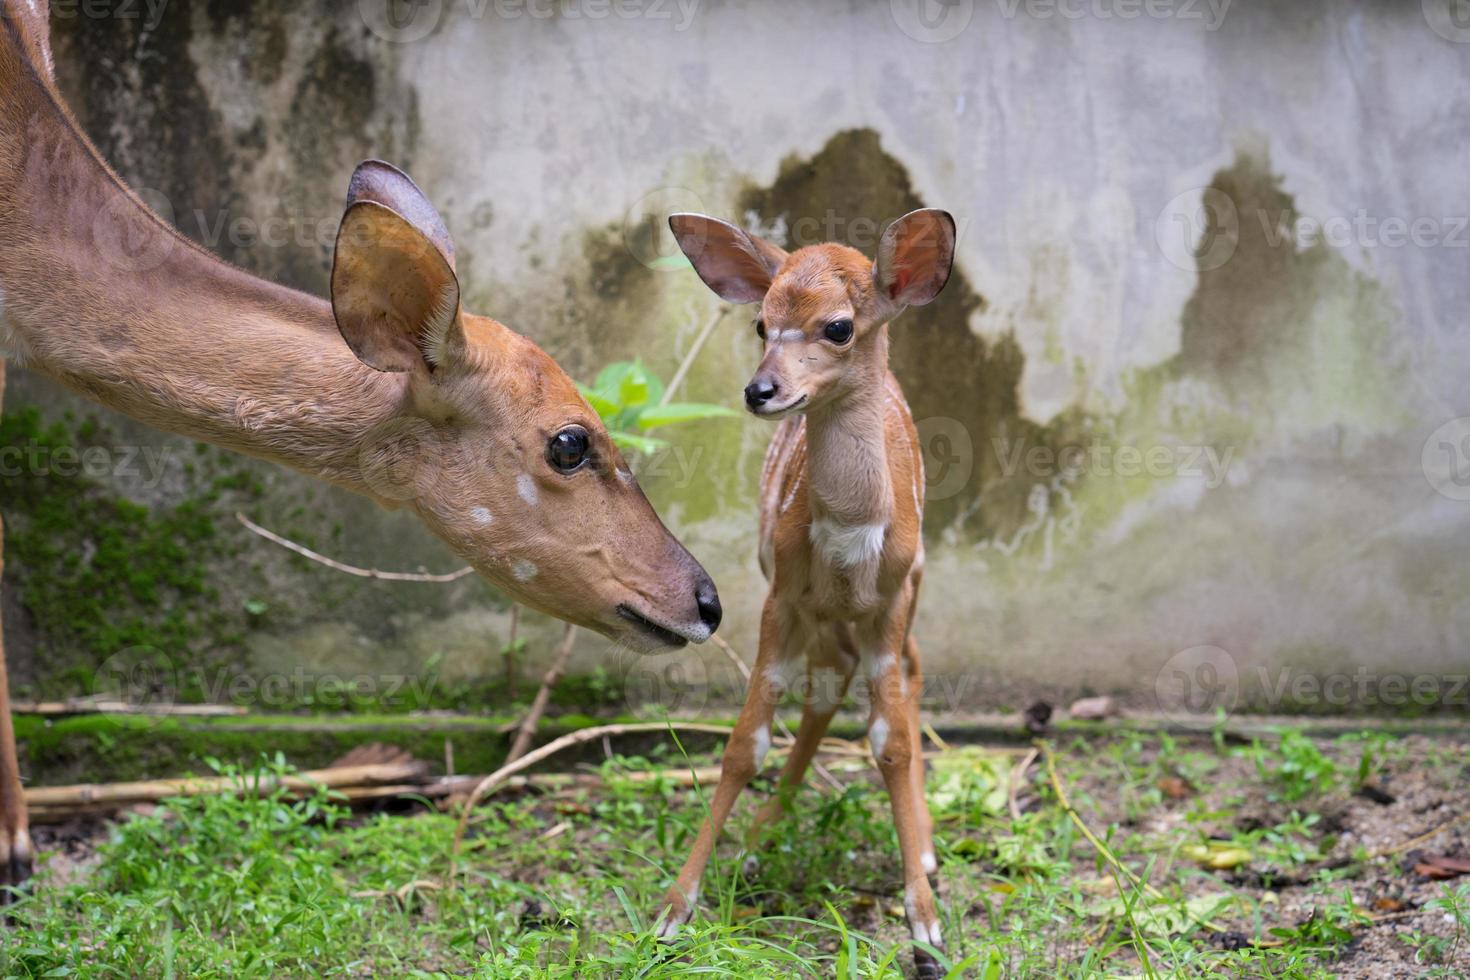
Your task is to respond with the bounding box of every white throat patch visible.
[809,517,887,569]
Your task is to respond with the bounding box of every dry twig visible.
[449,722,743,883]
[505,623,578,764]
[236,512,474,582]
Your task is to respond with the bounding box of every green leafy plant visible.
[578,360,738,454]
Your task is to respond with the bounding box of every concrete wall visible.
[6,0,1469,713]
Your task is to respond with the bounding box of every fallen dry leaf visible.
[1157,776,1194,800]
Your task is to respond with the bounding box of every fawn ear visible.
[875,209,956,308]
[331,161,463,373]
[668,214,788,304]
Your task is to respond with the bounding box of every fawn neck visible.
[802,336,894,540]
[0,35,410,499]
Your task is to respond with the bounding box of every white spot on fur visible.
[866,651,897,681]
[775,329,805,343]
[905,888,942,947]
[810,517,887,569]
[617,467,635,485]
[780,470,803,514]
[809,666,845,712]
[921,850,937,875]
[751,724,771,769]
[511,559,537,582]
[470,506,493,526]
[868,716,889,760]
[517,473,539,506]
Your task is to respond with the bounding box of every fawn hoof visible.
[913,947,942,980]
[0,827,33,906]
[653,885,695,940]
[740,853,761,878]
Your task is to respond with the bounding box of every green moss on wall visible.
[0,407,263,695]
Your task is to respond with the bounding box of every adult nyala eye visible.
[547,426,591,472]
[824,319,854,344]
[755,319,766,340]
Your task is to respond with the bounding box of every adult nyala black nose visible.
[695,576,722,634]
[744,378,778,409]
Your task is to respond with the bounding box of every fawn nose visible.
[695,575,722,634]
[744,377,779,409]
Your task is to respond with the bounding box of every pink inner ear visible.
[889,270,910,300]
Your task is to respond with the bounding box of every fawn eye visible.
[755,319,766,340]
[547,426,591,473]
[824,319,854,344]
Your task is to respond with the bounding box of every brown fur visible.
[662,210,956,974]
[0,0,718,893]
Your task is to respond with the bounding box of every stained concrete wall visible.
[6,0,1469,713]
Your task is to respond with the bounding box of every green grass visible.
[2,730,1467,977]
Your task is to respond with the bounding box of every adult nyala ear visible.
[668,213,789,304]
[331,160,463,373]
[875,209,956,309]
[4,0,56,80]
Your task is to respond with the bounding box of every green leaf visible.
[609,431,667,454]
[648,252,692,270]
[634,402,740,429]
[617,360,663,409]
[576,383,620,421]
[593,360,636,393]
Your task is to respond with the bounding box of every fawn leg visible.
[655,594,793,938]
[863,591,944,978]
[904,633,937,879]
[742,630,856,866]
